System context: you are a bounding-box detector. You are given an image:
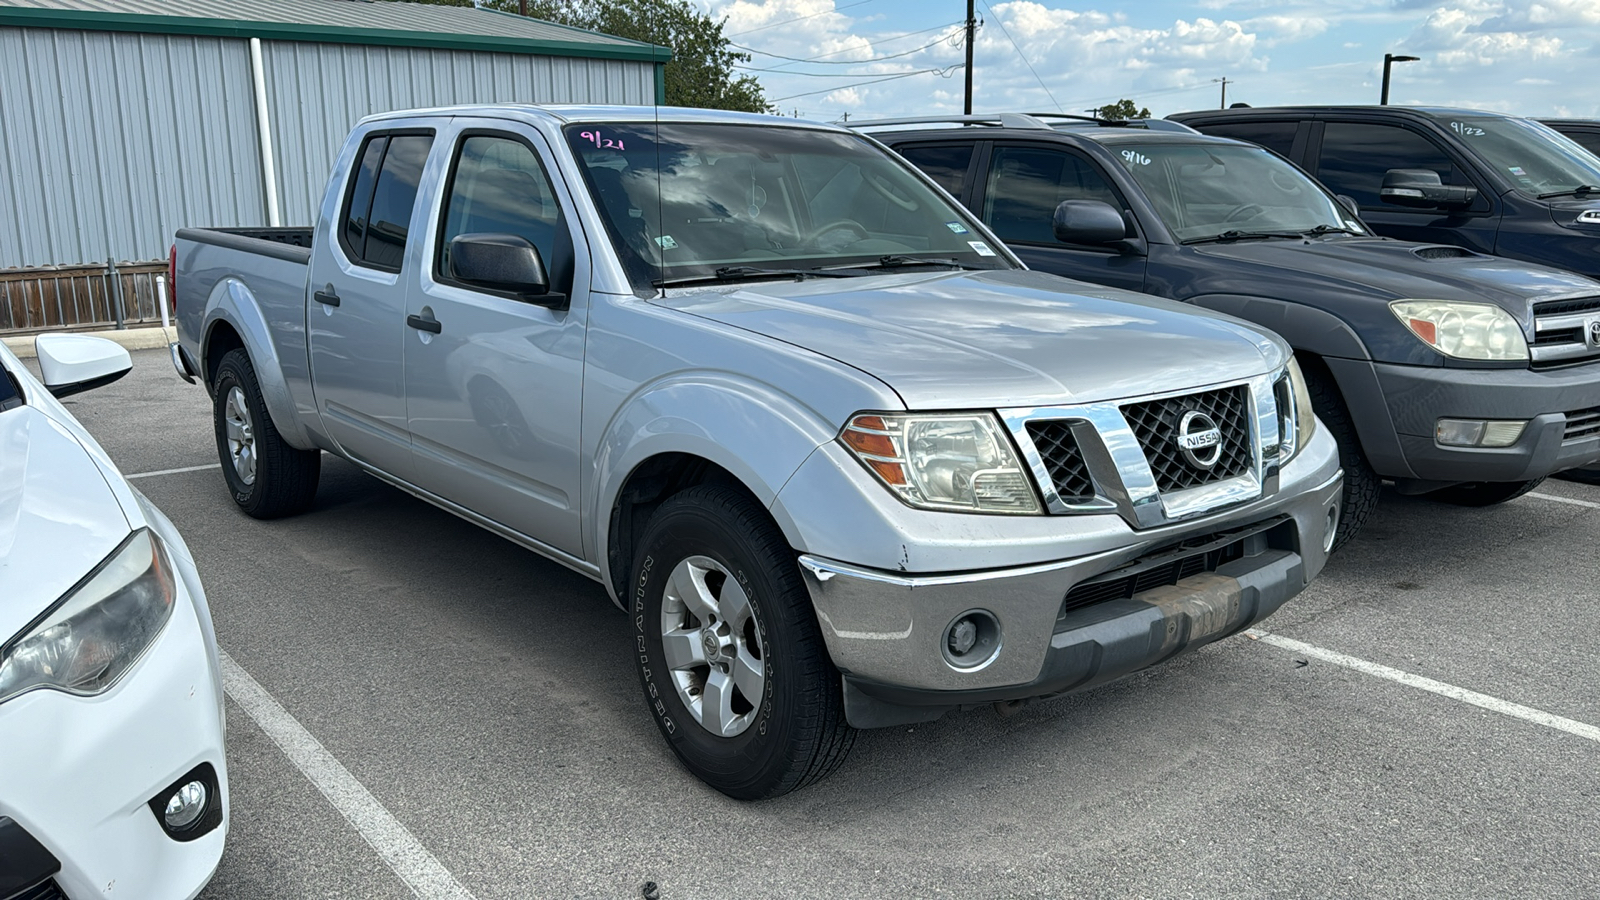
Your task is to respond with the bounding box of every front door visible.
[402,125,589,558]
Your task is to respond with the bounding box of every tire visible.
[630,484,855,799]
[1555,466,1600,486]
[212,348,321,519]
[1427,478,1545,507]
[1300,358,1379,551]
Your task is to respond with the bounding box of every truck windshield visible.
[564,123,1007,291]
[1429,114,1600,199]
[1113,142,1364,243]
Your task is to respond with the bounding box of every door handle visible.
[313,285,340,307]
[406,313,442,334]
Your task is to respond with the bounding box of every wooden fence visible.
[0,260,167,334]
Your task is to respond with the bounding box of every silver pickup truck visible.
[171,105,1342,799]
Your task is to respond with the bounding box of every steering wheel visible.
[1223,203,1266,223]
[803,219,870,251]
[863,171,919,211]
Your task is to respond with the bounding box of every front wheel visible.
[631,485,855,799]
[212,348,320,518]
[1300,358,1378,550]
[1427,478,1545,507]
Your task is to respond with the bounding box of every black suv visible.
[1540,119,1600,158]
[863,114,1600,545]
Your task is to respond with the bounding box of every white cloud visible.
[1243,14,1331,44]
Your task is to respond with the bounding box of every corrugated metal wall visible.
[264,42,654,225]
[0,25,654,269]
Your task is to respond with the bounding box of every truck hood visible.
[659,268,1282,409]
[0,406,131,642]
[1191,236,1600,315]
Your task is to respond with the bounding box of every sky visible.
[698,0,1600,122]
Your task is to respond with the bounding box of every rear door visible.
[307,125,436,479]
[401,121,590,558]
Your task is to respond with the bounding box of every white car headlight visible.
[1275,357,1317,463]
[840,412,1042,514]
[1390,300,1528,361]
[0,529,176,705]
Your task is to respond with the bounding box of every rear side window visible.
[1194,121,1298,159]
[437,134,572,295]
[896,144,975,197]
[0,365,22,412]
[983,146,1123,244]
[1559,129,1600,158]
[340,132,435,271]
[1316,122,1459,209]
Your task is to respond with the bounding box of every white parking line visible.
[126,463,222,480]
[219,652,479,900]
[1527,491,1600,510]
[1248,631,1600,746]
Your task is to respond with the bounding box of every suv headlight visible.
[1275,358,1317,463]
[0,529,176,705]
[1390,300,1528,361]
[840,412,1042,514]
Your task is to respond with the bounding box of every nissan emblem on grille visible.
[1176,411,1223,469]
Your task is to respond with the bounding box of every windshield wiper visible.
[825,255,987,272]
[1303,224,1363,237]
[653,265,859,288]
[1537,185,1600,199]
[1182,230,1304,245]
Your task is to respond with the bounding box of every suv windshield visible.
[1113,142,1364,243]
[1429,114,1600,198]
[565,123,1008,291]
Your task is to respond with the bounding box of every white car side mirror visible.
[34,334,133,398]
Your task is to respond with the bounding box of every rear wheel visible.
[630,484,854,799]
[1427,478,1545,507]
[1300,358,1378,550]
[212,349,320,518]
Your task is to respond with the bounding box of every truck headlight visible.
[840,412,1042,514]
[0,529,176,705]
[1390,300,1528,361]
[1275,358,1317,463]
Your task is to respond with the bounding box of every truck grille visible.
[1120,386,1253,492]
[1566,406,1600,441]
[1531,297,1600,369]
[1025,421,1095,503]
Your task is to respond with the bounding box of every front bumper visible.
[0,561,228,900]
[1342,358,1600,483]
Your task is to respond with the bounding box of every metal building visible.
[0,0,667,275]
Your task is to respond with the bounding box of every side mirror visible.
[1052,200,1128,245]
[1379,169,1478,210]
[1336,194,1360,217]
[34,333,132,398]
[449,233,564,308]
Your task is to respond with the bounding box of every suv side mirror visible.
[1379,169,1478,211]
[34,333,132,398]
[1052,200,1128,245]
[449,233,565,308]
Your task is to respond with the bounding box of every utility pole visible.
[963,0,975,115]
[1213,77,1231,109]
[518,0,527,15]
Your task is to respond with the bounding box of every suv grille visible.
[1120,386,1253,492]
[1531,297,1600,368]
[1566,406,1600,441]
[1025,421,1095,503]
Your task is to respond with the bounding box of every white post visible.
[156,274,171,330]
[249,37,282,228]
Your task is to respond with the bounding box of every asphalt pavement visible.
[43,349,1600,899]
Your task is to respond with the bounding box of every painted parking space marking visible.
[1527,491,1600,510]
[126,462,222,479]
[220,651,479,900]
[1248,631,1600,746]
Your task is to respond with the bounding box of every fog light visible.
[1436,418,1527,448]
[942,610,1001,671]
[163,781,208,830]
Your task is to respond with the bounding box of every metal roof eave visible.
[0,6,672,63]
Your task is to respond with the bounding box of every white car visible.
[0,335,227,899]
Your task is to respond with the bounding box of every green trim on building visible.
[0,6,672,63]
[655,63,667,106]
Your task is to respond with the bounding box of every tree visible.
[381,0,769,112]
[1094,99,1152,121]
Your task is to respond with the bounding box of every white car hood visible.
[0,405,131,642]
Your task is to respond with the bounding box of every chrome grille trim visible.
[1531,295,1600,367]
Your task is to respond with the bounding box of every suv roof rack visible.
[847,113,1054,131]
[1023,114,1201,134]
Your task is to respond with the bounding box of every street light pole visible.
[963,0,975,114]
[1380,53,1419,105]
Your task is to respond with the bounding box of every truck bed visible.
[176,227,314,264]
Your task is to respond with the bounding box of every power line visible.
[726,0,877,38]
[772,65,962,102]
[731,21,963,66]
[977,0,1062,112]
[733,31,962,73]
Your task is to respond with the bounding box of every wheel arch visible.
[200,279,315,449]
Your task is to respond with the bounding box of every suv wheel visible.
[212,348,320,518]
[1427,478,1545,507]
[1300,358,1377,550]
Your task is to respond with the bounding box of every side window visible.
[1563,130,1600,158]
[983,146,1122,244]
[1195,121,1298,159]
[896,144,975,197]
[1316,122,1459,209]
[437,134,571,295]
[363,135,434,270]
[341,135,387,264]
